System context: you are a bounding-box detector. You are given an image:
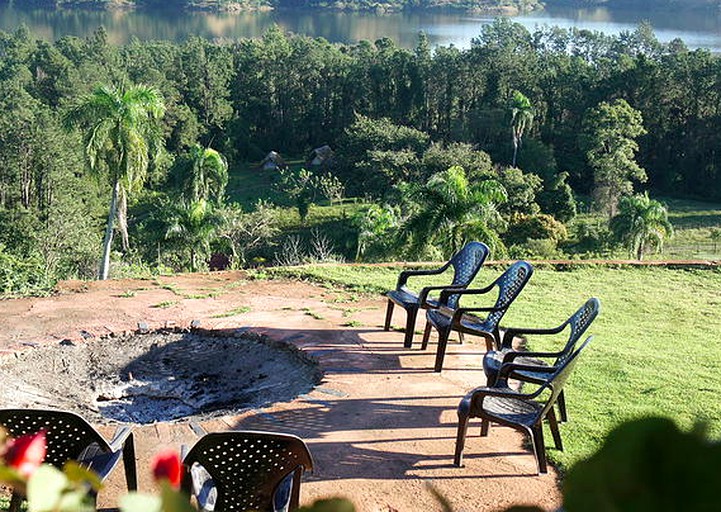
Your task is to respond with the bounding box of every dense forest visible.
[1,20,720,291]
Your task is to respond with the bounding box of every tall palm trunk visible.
[637,239,645,260]
[99,181,120,280]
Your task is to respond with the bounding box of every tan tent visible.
[259,151,286,171]
[308,145,334,167]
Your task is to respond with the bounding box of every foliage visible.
[335,114,429,197]
[64,82,166,279]
[173,145,229,205]
[354,203,401,261]
[277,168,320,223]
[496,166,543,215]
[537,171,577,223]
[509,90,534,167]
[159,198,225,271]
[316,173,345,206]
[0,244,52,297]
[610,192,673,260]
[505,213,568,247]
[7,24,721,283]
[401,165,508,258]
[582,99,647,219]
[421,142,493,181]
[217,200,280,266]
[563,417,719,511]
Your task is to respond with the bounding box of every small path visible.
[0,271,560,511]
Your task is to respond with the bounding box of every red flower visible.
[4,431,46,479]
[152,449,182,489]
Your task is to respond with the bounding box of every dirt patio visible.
[0,271,561,511]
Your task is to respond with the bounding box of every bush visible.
[504,213,568,247]
[0,245,52,297]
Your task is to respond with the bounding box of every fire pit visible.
[0,329,321,424]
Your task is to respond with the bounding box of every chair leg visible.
[403,307,418,349]
[530,425,547,474]
[421,321,432,350]
[454,414,470,467]
[480,419,490,437]
[8,492,22,512]
[557,390,568,423]
[383,300,394,331]
[123,432,138,491]
[458,332,465,344]
[547,408,563,451]
[433,328,451,372]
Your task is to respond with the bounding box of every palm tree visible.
[65,83,165,280]
[510,90,534,167]
[185,145,228,204]
[162,198,224,272]
[401,165,508,258]
[610,192,673,260]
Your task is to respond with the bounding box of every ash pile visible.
[0,329,321,424]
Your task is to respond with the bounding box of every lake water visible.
[1,3,721,50]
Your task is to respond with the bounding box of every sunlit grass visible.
[272,263,721,470]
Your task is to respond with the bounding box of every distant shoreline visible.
[6,0,720,14]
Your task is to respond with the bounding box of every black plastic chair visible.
[422,261,533,372]
[0,408,136,512]
[181,431,313,512]
[454,336,592,474]
[483,297,600,422]
[384,241,489,349]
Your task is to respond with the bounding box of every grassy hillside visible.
[271,263,721,469]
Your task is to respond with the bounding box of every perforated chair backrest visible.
[538,336,592,419]
[182,431,313,512]
[445,242,490,308]
[484,261,533,329]
[0,409,110,469]
[554,298,600,367]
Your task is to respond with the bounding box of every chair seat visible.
[482,396,543,428]
[426,308,493,334]
[387,288,420,308]
[387,288,441,310]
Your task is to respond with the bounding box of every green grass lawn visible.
[271,263,721,470]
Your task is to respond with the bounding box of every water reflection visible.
[0,2,720,50]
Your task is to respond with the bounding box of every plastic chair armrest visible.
[419,285,466,308]
[500,323,567,348]
[502,349,566,363]
[396,263,449,288]
[440,282,494,302]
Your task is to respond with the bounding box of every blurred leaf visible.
[564,417,721,511]
[56,489,94,512]
[159,482,195,512]
[63,461,103,491]
[0,465,23,484]
[427,484,453,512]
[27,465,67,512]
[120,492,162,512]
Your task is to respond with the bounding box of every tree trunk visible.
[99,182,120,280]
[512,137,519,167]
[637,240,645,260]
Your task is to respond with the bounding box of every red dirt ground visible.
[0,271,561,511]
